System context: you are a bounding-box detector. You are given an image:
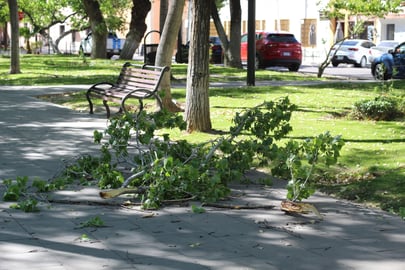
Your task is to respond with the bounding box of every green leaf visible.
[79,216,105,228]
[191,205,206,214]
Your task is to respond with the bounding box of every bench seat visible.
[86,63,169,118]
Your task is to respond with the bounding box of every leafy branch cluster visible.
[61,96,342,209]
[87,97,297,209]
[2,176,40,212]
[1,96,345,211]
[272,132,345,201]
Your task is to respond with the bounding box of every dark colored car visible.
[209,36,223,64]
[175,36,223,64]
[240,31,302,71]
[371,42,405,80]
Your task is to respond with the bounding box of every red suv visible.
[241,31,302,71]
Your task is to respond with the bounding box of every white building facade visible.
[220,0,405,64]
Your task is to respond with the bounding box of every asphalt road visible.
[299,63,374,80]
[246,63,375,81]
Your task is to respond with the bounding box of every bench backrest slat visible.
[116,63,168,93]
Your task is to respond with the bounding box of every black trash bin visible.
[143,30,160,65]
[175,43,189,63]
[144,44,159,65]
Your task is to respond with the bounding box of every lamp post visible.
[247,0,255,86]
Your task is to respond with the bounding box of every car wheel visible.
[374,63,390,80]
[358,56,367,68]
[288,64,300,72]
[254,55,261,70]
[332,61,339,67]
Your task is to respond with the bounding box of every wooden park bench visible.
[86,62,169,118]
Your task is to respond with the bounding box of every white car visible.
[368,40,400,63]
[330,39,375,68]
[79,32,125,58]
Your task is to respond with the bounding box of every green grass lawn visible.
[0,54,322,85]
[1,54,404,215]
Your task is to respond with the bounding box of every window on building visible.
[275,19,289,32]
[59,25,65,36]
[72,31,80,42]
[301,19,317,47]
[387,24,395,40]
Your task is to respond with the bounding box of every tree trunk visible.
[210,0,228,60]
[227,0,242,68]
[8,0,20,74]
[211,0,242,68]
[159,0,168,33]
[54,29,77,54]
[82,0,107,59]
[38,28,60,54]
[3,22,8,50]
[185,0,212,132]
[155,0,185,112]
[120,0,151,60]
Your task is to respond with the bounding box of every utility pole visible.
[247,0,255,86]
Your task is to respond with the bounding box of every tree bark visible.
[8,0,20,74]
[184,0,212,132]
[211,0,242,68]
[120,0,151,60]
[155,0,185,112]
[159,0,168,33]
[82,0,107,59]
[227,0,242,68]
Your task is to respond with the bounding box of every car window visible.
[366,42,375,48]
[210,37,221,45]
[398,44,405,53]
[341,40,358,46]
[267,34,297,43]
[241,34,247,43]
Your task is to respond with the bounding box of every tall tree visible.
[184,0,212,132]
[317,0,402,77]
[120,0,151,60]
[19,0,86,54]
[326,0,403,18]
[155,0,185,112]
[7,0,20,74]
[66,0,129,58]
[82,0,107,58]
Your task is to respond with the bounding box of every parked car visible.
[368,40,400,63]
[330,39,375,68]
[79,32,125,58]
[209,36,223,64]
[240,31,302,71]
[175,36,223,64]
[371,42,405,80]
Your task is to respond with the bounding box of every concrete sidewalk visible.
[1,86,404,270]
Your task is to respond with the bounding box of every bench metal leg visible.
[86,91,94,114]
[155,94,163,110]
[103,100,111,118]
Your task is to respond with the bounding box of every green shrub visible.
[351,95,400,121]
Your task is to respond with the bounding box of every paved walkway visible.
[1,86,404,270]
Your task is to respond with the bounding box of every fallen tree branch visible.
[203,203,275,210]
[280,200,323,220]
[99,186,148,199]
